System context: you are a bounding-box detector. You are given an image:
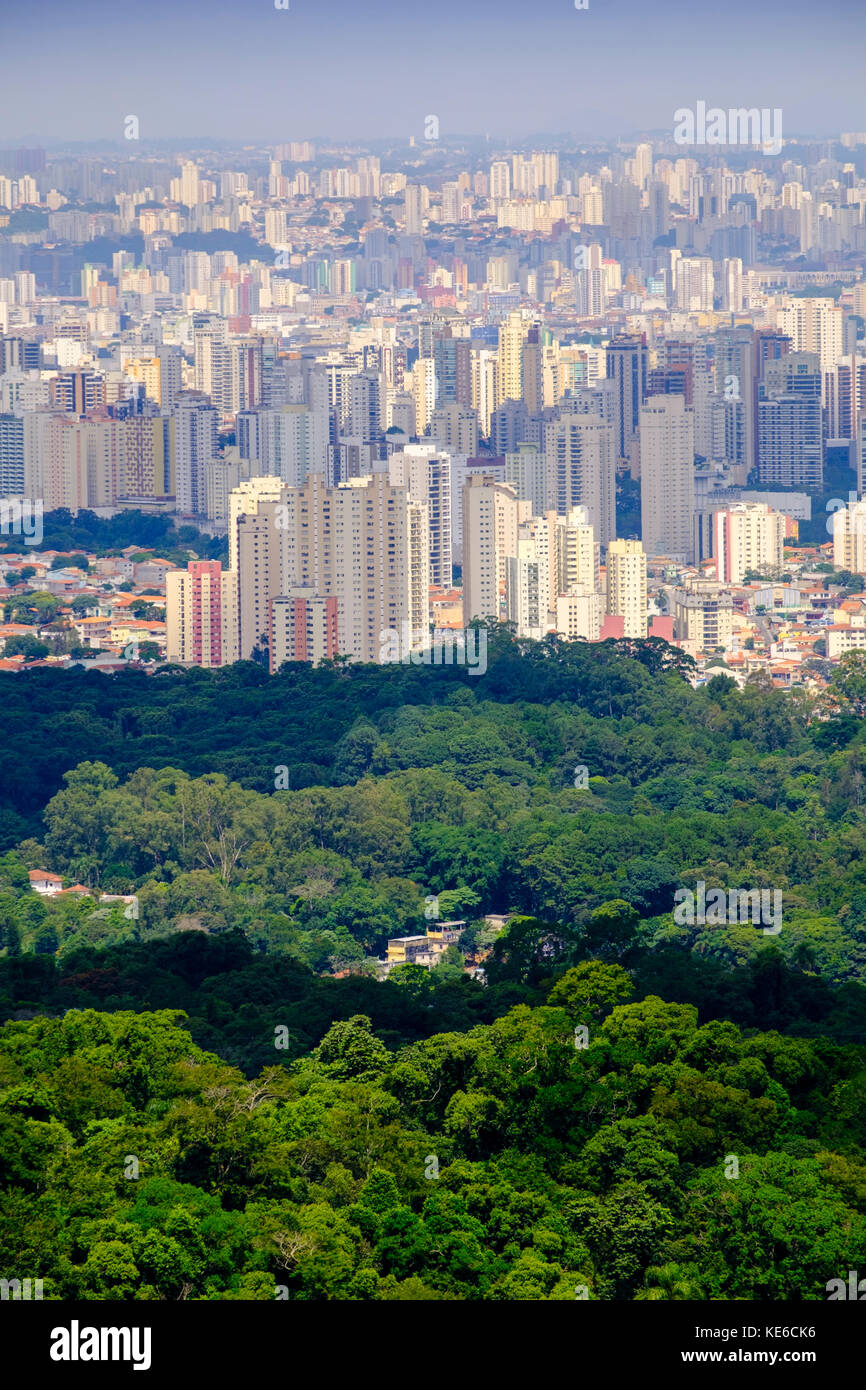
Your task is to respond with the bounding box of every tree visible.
[43,761,124,885]
[636,1263,705,1299]
[3,635,50,661]
[547,961,634,1020]
[313,1015,390,1080]
[829,651,866,717]
[582,900,640,959]
[51,553,89,572]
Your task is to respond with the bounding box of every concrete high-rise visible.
[673,580,733,654]
[166,560,228,668]
[575,244,605,317]
[833,499,866,575]
[712,502,786,584]
[389,443,453,590]
[497,312,528,407]
[462,474,522,623]
[606,334,647,471]
[544,412,616,545]
[773,296,844,401]
[506,517,553,640]
[119,416,172,502]
[640,394,695,562]
[757,394,822,489]
[504,444,547,519]
[172,394,218,518]
[270,591,338,671]
[606,539,647,638]
[674,257,714,312]
[260,403,330,486]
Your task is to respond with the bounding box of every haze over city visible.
[1,0,863,142]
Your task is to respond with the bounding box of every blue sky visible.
[0,0,863,144]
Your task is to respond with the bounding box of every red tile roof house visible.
[29,870,63,896]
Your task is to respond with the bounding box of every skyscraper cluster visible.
[2,128,866,669]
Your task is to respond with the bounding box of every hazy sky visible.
[1,0,863,145]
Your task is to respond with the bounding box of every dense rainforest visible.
[2,628,866,1299]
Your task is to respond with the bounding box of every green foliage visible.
[0,999,862,1300]
[0,629,864,1298]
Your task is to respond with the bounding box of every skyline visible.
[1,0,864,144]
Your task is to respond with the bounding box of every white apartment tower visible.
[544,412,616,545]
[389,443,453,590]
[712,502,786,584]
[606,539,648,638]
[462,474,522,623]
[833,499,866,575]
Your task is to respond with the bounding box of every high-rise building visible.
[236,494,290,662]
[123,356,162,406]
[757,394,823,489]
[332,472,430,660]
[119,416,172,502]
[411,356,437,434]
[428,403,479,457]
[48,370,105,414]
[462,474,521,623]
[193,316,228,396]
[172,394,218,517]
[433,328,472,407]
[166,560,227,667]
[21,414,117,510]
[349,370,384,443]
[0,412,25,494]
[673,580,733,654]
[554,505,600,596]
[712,502,786,584]
[714,327,758,480]
[504,444,547,519]
[773,295,843,401]
[261,471,429,664]
[270,591,338,671]
[555,585,601,641]
[722,258,743,313]
[575,244,605,318]
[489,161,511,201]
[471,349,499,437]
[640,395,695,562]
[606,539,647,638]
[404,184,425,236]
[259,403,330,486]
[389,443,453,589]
[497,312,528,407]
[506,517,553,640]
[858,417,866,495]
[827,355,866,442]
[606,334,647,469]
[832,498,866,575]
[544,412,616,545]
